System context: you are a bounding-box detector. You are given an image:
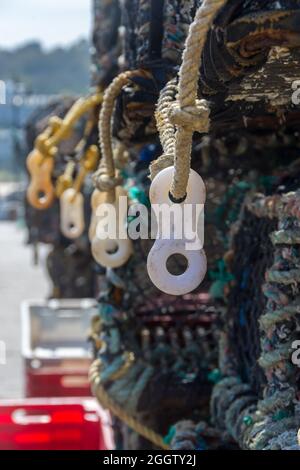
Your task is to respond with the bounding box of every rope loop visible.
[93,165,123,193]
[93,70,139,197]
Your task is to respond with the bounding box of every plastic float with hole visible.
[147,166,207,296]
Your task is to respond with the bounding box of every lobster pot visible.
[122,0,197,68]
[146,0,300,450]
[208,188,300,451]
[92,0,300,445]
[225,209,277,396]
[25,98,77,245]
[168,130,300,449]
[197,2,300,135]
[93,300,218,443]
[113,0,198,144]
[90,132,297,448]
[25,98,99,299]
[169,190,300,451]
[91,0,121,87]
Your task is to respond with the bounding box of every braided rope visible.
[150,79,178,179]
[156,79,177,155]
[93,71,138,196]
[170,0,227,200]
[152,0,227,199]
[89,360,170,450]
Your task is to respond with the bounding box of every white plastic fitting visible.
[90,187,133,269]
[89,189,105,242]
[60,188,85,239]
[92,236,133,269]
[149,165,206,206]
[147,239,207,296]
[147,165,207,296]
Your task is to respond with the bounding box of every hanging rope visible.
[171,0,227,201]
[153,0,228,201]
[151,78,178,179]
[89,360,170,450]
[93,70,138,199]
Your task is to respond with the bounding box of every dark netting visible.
[91,0,121,88]
[113,0,200,145]
[227,209,277,397]
[118,300,217,420]
[95,297,219,444]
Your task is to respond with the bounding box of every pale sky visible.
[0,0,92,49]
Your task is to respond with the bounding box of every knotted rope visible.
[93,70,138,199]
[151,78,178,179]
[153,0,228,201]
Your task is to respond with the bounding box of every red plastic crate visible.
[25,359,92,398]
[21,300,97,398]
[0,398,114,450]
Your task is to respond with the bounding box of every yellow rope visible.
[36,93,103,156]
[106,352,135,382]
[89,360,170,450]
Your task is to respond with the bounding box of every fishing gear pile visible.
[158,0,300,450]
[24,0,300,451]
[24,0,121,298]
[24,97,99,298]
[89,0,220,450]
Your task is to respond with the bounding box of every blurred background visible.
[0,0,91,399]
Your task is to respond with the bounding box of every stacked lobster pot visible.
[89,0,221,450]
[24,0,300,451]
[91,0,121,88]
[24,0,123,299]
[25,97,100,299]
[164,0,300,450]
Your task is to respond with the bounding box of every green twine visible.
[164,425,177,446]
[208,368,222,384]
[243,415,254,427]
[128,185,150,207]
[272,409,292,422]
[209,259,235,300]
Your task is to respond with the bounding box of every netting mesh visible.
[227,209,277,396]
[97,223,219,423]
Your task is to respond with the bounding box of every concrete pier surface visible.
[0,221,49,398]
